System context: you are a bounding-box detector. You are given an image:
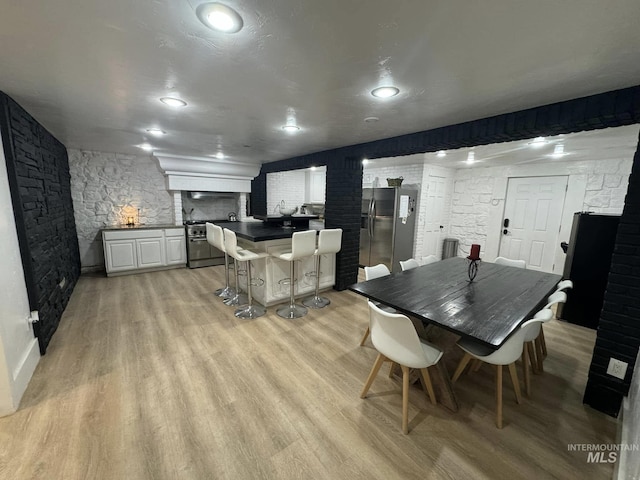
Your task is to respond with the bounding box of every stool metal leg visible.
[215,252,236,299]
[223,258,248,306]
[302,254,330,308]
[234,261,266,319]
[277,260,307,319]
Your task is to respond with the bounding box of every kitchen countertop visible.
[101,224,182,231]
[253,214,319,222]
[220,221,316,242]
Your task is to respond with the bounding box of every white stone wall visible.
[68,149,174,271]
[449,157,633,272]
[267,169,306,214]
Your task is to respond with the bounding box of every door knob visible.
[503,229,509,235]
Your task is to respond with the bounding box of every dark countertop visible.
[219,221,316,242]
[102,224,182,231]
[253,214,319,222]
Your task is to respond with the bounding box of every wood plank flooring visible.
[0,266,617,479]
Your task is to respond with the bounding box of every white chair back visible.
[494,256,526,269]
[317,229,342,255]
[223,228,240,258]
[556,280,573,292]
[545,290,567,309]
[206,223,225,251]
[290,230,317,259]
[399,258,420,271]
[523,309,554,341]
[368,302,442,369]
[421,255,438,265]
[364,264,390,280]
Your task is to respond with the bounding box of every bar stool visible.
[222,229,249,308]
[303,228,342,309]
[223,228,268,318]
[206,223,235,299]
[273,230,317,319]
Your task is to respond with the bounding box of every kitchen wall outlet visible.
[606,358,628,380]
[28,310,39,330]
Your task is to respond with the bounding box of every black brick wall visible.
[251,173,267,216]
[583,132,640,416]
[0,92,80,354]
[254,85,640,416]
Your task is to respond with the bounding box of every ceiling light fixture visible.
[436,150,446,157]
[159,97,187,107]
[466,151,475,165]
[281,124,300,133]
[196,2,244,33]
[551,144,566,158]
[138,143,153,152]
[146,128,166,136]
[371,86,399,98]
[528,136,547,147]
[364,116,379,123]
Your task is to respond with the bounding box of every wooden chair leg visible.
[527,342,539,374]
[539,326,547,357]
[534,337,545,373]
[388,362,397,378]
[420,368,437,404]
[452,353,473,383]
[359,326,370,346]
[496,365,503,429]
[522,348,531,397]
[472,359,483,372]
[360,354,386,398]
[401,365,410,434]
[507,362,522,404]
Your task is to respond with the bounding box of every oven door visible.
[188,237,212,261]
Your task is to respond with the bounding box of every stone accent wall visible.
[68,149,173,271]
[0,92,80,354]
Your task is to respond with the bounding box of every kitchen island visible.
[217,218,334,307]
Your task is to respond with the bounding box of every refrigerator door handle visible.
[370,198,376,237]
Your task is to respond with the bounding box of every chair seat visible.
[373,301,396,314]
[457,337,495,358]
[420,341,444,366]
[234,249,268,262]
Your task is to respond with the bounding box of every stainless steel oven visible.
[185,222,225,268]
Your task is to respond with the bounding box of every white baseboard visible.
[10,337,40,410]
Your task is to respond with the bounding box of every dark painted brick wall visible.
[0,92,80,354]
[583,132,640,416]
[254,85,640,416]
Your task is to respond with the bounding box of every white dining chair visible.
[359,264,395,346]
[494,256,526,269]
[534,290,568,365]
[521,309,554,395]
[421,255,438,266]
[399,258,420,271]
[360,301,443,434]
[451,315,547,429]
[555,279,573,292]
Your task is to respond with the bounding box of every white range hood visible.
[155,154,260,193]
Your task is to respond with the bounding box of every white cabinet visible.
[306,170,326,203]
[102,227,186,276]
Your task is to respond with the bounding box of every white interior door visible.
[423,175,446,257]
[500,176,568,272]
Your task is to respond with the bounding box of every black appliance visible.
[560,212,620,329]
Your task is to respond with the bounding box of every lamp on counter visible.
[122,206,141,227]
[126,216,135,226]
[467,243,481,282]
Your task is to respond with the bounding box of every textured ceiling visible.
[0,0,639,165]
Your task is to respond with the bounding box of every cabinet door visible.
[136,238,164,268]
[165,236,186,265]
[105,240,137,272]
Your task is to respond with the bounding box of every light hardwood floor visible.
[0,266,617,479]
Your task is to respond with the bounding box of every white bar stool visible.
[222,228,249,308]
[206,223,235,299]
[223,228,268,318]
[303,228,342,309]
[274,230,317,319]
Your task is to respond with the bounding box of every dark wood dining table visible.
[349,257,562,411]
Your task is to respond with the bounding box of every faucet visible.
[273,199,285,214]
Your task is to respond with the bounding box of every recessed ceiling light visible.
[364,116,379,123]
[371,86,399,98]
[160,97,187,107]
[436,150,447,157]
[466,151,475,164]
[146,128,166,136]
[282,125,301,132]
[528,136,547,147]
[138,143,153,151]
[550,144,567,158]
[196,2,244,33]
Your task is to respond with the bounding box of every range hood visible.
[187,191,237,199]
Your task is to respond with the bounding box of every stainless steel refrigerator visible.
[360,187,418,273]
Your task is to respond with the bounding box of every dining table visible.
[349,256,562,411]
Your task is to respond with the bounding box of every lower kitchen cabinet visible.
[102,226,186,276]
